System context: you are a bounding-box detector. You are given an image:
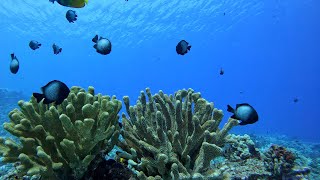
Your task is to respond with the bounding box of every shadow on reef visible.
[81,156,135,180]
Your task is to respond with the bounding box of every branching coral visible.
[117,88,238,179]
[0,86,121,180]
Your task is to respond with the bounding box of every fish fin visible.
[92,35,98,43]
[33,93,45,103]
[93,44,97,49]
[38,43,41,46]
[43,98,52,104]
[236,103,249,108]
[187,45,191,50]
[59,48,62,53]
[55,98,64,105]
[10,53,15,59]
[99,37,103,40]
[227,105,234,113]
[49,0,55,3]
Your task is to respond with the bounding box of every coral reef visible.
[265,144,296,175]
[0,86,121,180]
[116,88,239,179]
[217,134,271,179]
[223,134,260,162]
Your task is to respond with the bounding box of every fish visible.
[10,53,19,74]
[52,43,62,55]
[293,97,299,103]
[29,40,41,50]
[220,68,224,75]
[92,35,112,55]
[227,103,259,125]
[33,80,70,105]
[49,0,88,8]
[176,40,191,55]
[66,10,77,23]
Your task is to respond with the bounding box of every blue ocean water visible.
[0,0,319,143]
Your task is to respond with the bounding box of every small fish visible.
[224,12,226,16]
[220,68,224,75]
[10,53,19,74]
[33,80,70,105]
[293,97,299,103]
[227,103,259,125]
[52,43,62,55]
[49,0,88,8]
[176,40,191,55]
[29,40,41,50]
[92,35,112,55]
[66,10,77,23]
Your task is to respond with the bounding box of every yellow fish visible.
[49,0,88,8]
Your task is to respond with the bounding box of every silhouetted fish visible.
[92,35,112,55]
[66,10,77,23]
[227,103,258,125]
[33,80,70,105]
[29,40,41,50]
[10,53,19,74]
[176,40,191,55]
[52,43,62,55]
[220,68,224,75]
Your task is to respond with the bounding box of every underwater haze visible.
[0,0,319,143]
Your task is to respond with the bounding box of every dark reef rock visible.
[82,157,135,180]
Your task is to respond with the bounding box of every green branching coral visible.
[117,88,238,179]
[0,86,121,180]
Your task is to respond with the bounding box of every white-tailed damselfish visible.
[52,43,62,55]
[29,40,41,50]
[176,40,191,55]
[66,10,77,23]
[92,35,112,55]
[10,53,19,74]
[33,80,70,105]
[49,0,88,8]
[227,103,259,125]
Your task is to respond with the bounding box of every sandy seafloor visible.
[0,89,319,180]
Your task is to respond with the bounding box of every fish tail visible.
[227,105,234,113]
[187,45,191,50]
[10,53,15,59]
[59,48,62,53]
[33,93,45,103]
[92,35,98,43]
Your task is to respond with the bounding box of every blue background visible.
[0,0,319,141]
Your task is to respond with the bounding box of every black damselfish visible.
[10,53,19,74]
[33,80,70,105]
[176,40,191,55]
[66,10,77,23]
[227,103,259,125]
[52,43,62,55]
[29,40,41,50]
